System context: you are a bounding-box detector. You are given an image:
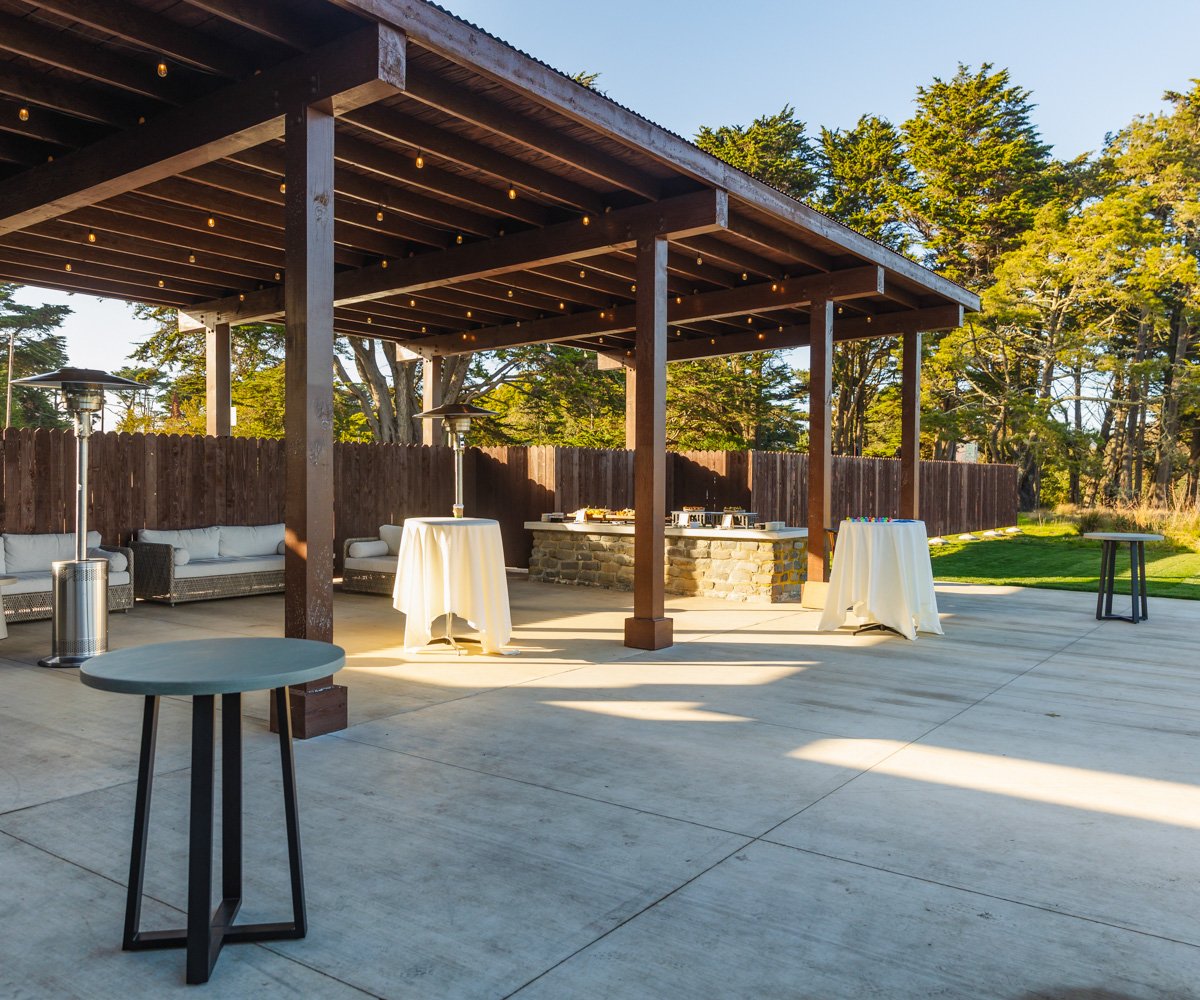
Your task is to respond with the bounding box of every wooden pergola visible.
[0,0,978,735]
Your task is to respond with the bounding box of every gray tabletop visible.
[80,637,345,696]
[1082,532,1164,542]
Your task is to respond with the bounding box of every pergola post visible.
[624,235,672,650]
[807,299,834,583]
[624,366,637,450]
[420,355,443,446]
[204,321,231,436]
[278,102,346,738]
[900,331,922,519]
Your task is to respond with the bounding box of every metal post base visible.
[854,622,906,638]
[38,653,93,669]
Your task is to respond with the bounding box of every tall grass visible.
[1054,484,1200,548]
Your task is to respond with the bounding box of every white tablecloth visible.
[392,517,512,653]
[817,519,943,640]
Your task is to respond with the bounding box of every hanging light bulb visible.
[420,325,427,333]
[579,269,586,278]
[581,215,591,226]
[507,289,513,298]
[366,316,373,324]
[279,182,286,194]
[741,272,748,281]
[206,216,216,228]
[376,208,385,222]
[558,301,565,310]
[274,271,281,281]
[455,233,464,244]
[507,183,517,200]
[156,61,169,78]
[157,279,165,288]
[466,310,473,318]
[188,251,196,263]
[86,230,97,243]
[414,151,424,169]
[64,261,72,271]
[696,256,703,265]
[17,106,29,122]
[409,298,416,307]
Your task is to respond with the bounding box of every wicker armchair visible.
[2,544,134,623]
[131,541,284,605]
[341,536,398,595]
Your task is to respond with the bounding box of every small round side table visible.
[1083,531,1163,623]
[80,637,345,984]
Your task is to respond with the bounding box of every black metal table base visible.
[1095,540,1150,623]
[124,687,306,984]
[854,622,906,638]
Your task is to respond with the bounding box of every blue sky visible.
[16,0,1200,370]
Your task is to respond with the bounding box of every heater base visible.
[39,653,93,669]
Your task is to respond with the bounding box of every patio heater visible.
[415,401,496,517]
[13,367,141,667]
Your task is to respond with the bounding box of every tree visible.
[666,353,801,451]
[0,284,71,429]
[696,106,819,200]
[899,63,1055,289]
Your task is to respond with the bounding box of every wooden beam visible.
[281,102,346,736]
[420,356,443,446]
[205,322,231,435]
[0,98,105,148]
[402,68,660,200]
[0,257,197,305]
[807,299,833,584]
[345,106,603,212]
[0,24,405,236]
[900,332,921,519]
[0,65,142,126]
[32,0,258,79]
[624,235,672,650]
[184,0,332,52]
[0,12,197,104]
[192,189,729,325]
[417,265,881,356]
[833,304,963,342]
[0,242,230,298]
[624,366,636,450]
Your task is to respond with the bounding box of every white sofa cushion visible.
[220,523,285,558]
[348,539,389,558]
[139,526,221,560]
[4,531,102,574]
[277,540,286,555]
[88,547,128,573]
[378,524,404,556]
[174,548,190,566]
[173,554,284,579]
[3,568,128,595]
[344,555,397,574]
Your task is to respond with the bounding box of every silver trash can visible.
[41,558,108,668]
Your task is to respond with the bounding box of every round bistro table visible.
[1083,531,1163,623]
[80,637,345,985]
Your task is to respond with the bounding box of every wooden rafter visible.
[0,23,405,236]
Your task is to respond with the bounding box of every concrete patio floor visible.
[2,578,1199,999]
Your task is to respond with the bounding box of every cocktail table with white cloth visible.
[393,516,514,653]
[818,519,943,640]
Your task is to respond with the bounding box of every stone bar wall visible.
[526,523,808,603]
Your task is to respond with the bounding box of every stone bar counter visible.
[525,521,808,602]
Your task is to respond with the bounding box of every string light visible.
[420,325,427,333]
[558,301,565,310]
[409,298,416,307]
[279,182,286,194]
[380,259,389,269]
[696,256,703,265]
[188,251,196,263]
[465,310,472,318]
[741,272,748,281]
[376,208,384,222]
[771,283,778,292]
[366,317,373,324]
[206,216,216,228]
[579,269,586,278]
[837,306,844,315]
[455,233,463,244]
[86,230,97,243]
[238,293,245,302]
[507,289,513,298]
[507,183,517,200]
[581,215,591,226]
[414,151,424,169]
[274,271,281,281]
[630,284,636,292]
[17,107,29,122]
[157,279,165,288]
[137,116,145,125]
[757,332,765,341]
[64,262,72,271]
[156,61,169,78]
[746,316,753,324]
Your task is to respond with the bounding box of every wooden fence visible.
[0,429,1017,568]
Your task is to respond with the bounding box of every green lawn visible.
[928,517,1200,601]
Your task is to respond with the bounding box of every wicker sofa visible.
[1,530,134,623]
[342,524,403,595]
[131,523,285,605]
